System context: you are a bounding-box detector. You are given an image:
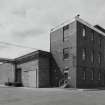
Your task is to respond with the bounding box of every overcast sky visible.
[0,0,105,58]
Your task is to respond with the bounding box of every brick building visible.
[50,16,105,88]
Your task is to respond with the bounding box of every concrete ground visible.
[0,86,105,105]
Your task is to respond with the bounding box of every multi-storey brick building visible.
[50,16,105,88]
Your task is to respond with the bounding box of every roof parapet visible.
[51,15,105,36]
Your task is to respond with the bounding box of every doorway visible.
[15,68,22,83]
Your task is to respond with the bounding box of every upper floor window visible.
[82,28,86,37]
[63,25,69,41]
[63,48,69,60]
[91,30,94,41]
[82,48,86,61]
[98,72,101,80]
[91,51,94,64]
[98,53,101,64]
[99,37,102,47]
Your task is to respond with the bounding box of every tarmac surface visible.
[0,86,105,105]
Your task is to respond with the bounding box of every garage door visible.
[28,70,37,87]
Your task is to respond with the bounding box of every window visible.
[82,28,86,37]
[98,72,101,80]
[63,25,69,41]
[0,62,3,65]
[91,30,94,41]
[64,67,69,72]
[99,37,102,47]
[63,48,69,60]
[98,53,101,64]
[90,51,94,63]
[90,71,94,80]
[64,72,68,79]
[82,71,86,80]
[82,48,86,61]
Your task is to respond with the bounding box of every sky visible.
[0,0,105,59]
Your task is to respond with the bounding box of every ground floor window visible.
[81,71,86,80]
[90,70,94,80]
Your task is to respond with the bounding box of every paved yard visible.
[0,87,105,105]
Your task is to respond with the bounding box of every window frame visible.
[82,27,86,38]
[83,71,86,80]
[90,50,94,64]
[63,48,69,60]
[82,48,86,61]
[91,30,94,41]
[63,25,69,41]
[98,71,101,80]
[90,70,94,80]
[98,53,101,64]
[99,37,102,48]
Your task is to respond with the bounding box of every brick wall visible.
[77,21,105,88]
[38,57,50,87]
[50,21,77,87]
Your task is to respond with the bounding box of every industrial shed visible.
[0,50,51,88]
[14,50,51,88]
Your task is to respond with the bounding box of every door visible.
[28,70,37,87]
[15,68,22,83]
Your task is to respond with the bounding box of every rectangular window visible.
[91,30,94,41]
[82,28,86,37]
[82,48,86,61]
[99,37,102,47]
[91,71,94,80]
[82,71,86,80]
[98,72,101,80]
[0,62,3,65]
[63,48,69,60]
[63,25,69,41]
[98,53,101,64]
[91,51,94,63]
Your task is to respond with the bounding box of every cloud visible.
[12,28,46,39]
[12,9,27,17]
[0,0,105,58]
